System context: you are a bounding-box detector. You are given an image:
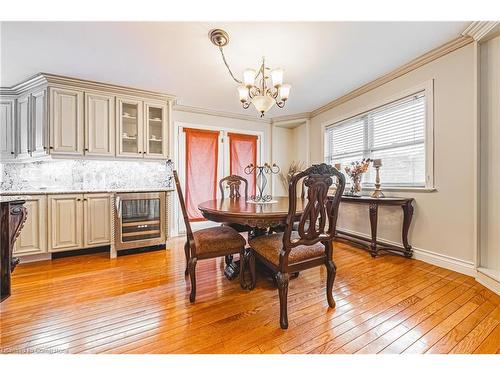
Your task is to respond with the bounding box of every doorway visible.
[173,122,262,235]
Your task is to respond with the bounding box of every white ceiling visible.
[1,22,469,118]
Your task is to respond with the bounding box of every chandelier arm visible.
[276,100,286,108]
[219,46,243,84]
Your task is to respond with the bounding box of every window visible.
[324,91,431,188]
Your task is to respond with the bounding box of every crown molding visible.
[271,112,311,124]
[173,104,271,124]
[310,35,473,118]
[1,73,177,101]
[462,21,500,41]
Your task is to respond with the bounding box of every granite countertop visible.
[1,187,175,195]
[0,195,26,203]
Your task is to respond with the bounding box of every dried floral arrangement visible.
[279,161,306,192]
[344,158,372,196]
[344,158,372,178]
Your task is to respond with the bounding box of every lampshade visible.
[237,86,249,102]
[279,84,291,100]
[251,95,275,115]
[243,69,256,87]
[271,68,284,87]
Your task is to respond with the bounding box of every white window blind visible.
[324,92,426,187]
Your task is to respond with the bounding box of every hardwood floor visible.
[1,237,499,354]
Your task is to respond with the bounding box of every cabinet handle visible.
[10,151,14,155]
[84,148,88,151]
[77,198,81,201]
[83,198,87,201]
[49,146,54,150]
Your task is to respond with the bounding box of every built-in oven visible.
[114,192,166,251]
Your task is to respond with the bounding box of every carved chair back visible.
[219,175,248,200]
[173,170,194,242]
[281,163,346,269]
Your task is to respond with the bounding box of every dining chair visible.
[247,163,345,329]
[173,170,247,302]
[219,175,253,270]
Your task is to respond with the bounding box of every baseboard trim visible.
[336,227,476,277]
[18,253,52,264]
[476,269,500,295]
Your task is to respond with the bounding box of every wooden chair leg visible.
[184,241,190,276]
[276,272,290,329]
[248,250,256,290]
[188,257,197,303]
[239,249,246,289]
[325,259,337,308]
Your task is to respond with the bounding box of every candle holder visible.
[244,162,280,202]
[371,159,385,198]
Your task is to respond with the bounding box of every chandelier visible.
[209,29,291,117]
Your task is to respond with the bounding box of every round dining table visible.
[198,196,306,280]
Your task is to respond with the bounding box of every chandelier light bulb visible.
[271,68,284,88]
[237,86,249,102]
[279,84,291,100]
[243,69,256,88]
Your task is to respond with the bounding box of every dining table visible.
[198,196,305,280]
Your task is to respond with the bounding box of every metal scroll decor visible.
[244,163,280,202]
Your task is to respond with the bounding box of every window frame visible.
[321,80,435,192]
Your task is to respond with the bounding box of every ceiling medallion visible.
[209,28,291,117]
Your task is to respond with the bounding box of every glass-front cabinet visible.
[117,98,143,157]
[145,102,168,158]
[117,98,168,159]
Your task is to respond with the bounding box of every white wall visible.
[271,122,309,197]
[480,35,500,280]
[309,44,476,273]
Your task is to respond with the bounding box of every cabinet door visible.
[31,89,48,156]
[0,99,15,159]
[17,94,31,156]
[116,98,143,158]
[13,195,47,256]
[48,194,84,252]
[85,93,115,156]
[84,193,111,247]
[144,101,168,159]
[49,88,84,155]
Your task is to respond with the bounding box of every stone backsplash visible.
[0,159,173,192]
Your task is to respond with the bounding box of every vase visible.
[349,175,362,196]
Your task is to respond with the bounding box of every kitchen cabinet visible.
[144,101,169,159]
[48,193,112,252]
[17,94,31,157]
[13,195,47,256]
[3,73,174,161]
[116,97,144,158]
[48,194,84,252]
[85,92,115,157]
[0,99,15,159]
[49,88,84,155]
[84,193,111,247]
[30,89,48,157]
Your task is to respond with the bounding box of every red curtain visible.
[229,133,257,196]
[184,128,219,221]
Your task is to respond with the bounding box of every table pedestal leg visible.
[369,203,379,257]
[401,201,414,258]
[224,255,240,280]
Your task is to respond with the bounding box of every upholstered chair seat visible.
[194,226,246,258]
[248,232,325,266]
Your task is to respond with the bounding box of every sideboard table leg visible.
[369,203,379,257]
[401,201,414,258]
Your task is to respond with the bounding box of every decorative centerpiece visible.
[344,158,372,196]
[245,163,280,202]
[371,159,385,198]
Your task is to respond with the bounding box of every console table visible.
[335,196,414,258]
[1,198,27,302]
